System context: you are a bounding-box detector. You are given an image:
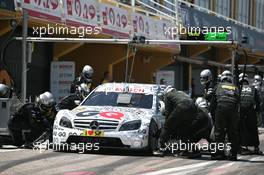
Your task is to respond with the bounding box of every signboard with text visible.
[99,4,130,38]
[50,61,75,102]
[64,0,98,27]
[156,71,175,86]
[131,13,156,38]
[22,0,63,21]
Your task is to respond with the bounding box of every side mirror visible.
[74,100,81,106]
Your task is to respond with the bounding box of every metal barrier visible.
[0,98,11,136]
[131,0,264,33]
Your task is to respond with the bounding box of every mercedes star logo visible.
[90,120,100,130]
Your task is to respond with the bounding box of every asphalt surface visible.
[1,128,264,175]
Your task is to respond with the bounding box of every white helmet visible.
[164,85,176,94]
[36,92,55,112]
[0,84,10,98]
[239,73,248,83]
[220,70,232,83]
[200,69,212,86]
[254,75,262,87]
[217,74,221,83]
[158,85,176,100]
[82,65,94,79]
[195,97,208,108]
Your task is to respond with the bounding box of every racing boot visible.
[240,147,251,155]
[153,148,165,157]
[228,154,238,161]
[187,150,202,159]
[252,147,263,155]
[211,151,227,160]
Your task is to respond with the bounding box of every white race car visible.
[53,83,166,153]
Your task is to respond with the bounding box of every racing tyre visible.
[147,121,159,155]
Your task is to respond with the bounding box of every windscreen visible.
[82,92,153,109]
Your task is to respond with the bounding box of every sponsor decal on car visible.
[76,111,124,120]
[82,130,104,137]
[99,112,124,120]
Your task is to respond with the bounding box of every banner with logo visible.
[21,0,63,21]
[99,4,130,38]
[50,61,75,102]
[64,0,98,27]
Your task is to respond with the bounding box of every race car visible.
[53,83,166,153]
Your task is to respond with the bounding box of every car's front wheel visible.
[147,121,159,155]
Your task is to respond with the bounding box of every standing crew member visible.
[239,73,262,155]
[200,69,214,103]
[70,65,94,93]
[254,75,264,127]
[210,71,239,161]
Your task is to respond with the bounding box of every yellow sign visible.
[222,85,236,90]
[82,130,104,137]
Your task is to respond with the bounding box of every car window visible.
[82,92,153,109]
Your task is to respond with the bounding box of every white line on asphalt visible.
[249,156,264,161]
[141,161,217,175]
[0,149,24,153]
[2,145,18,149]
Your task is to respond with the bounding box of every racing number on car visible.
[99,112,124,120]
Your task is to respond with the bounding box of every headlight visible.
[59,117,72,128]
[119,120,141,131]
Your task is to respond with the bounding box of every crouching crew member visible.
[8,92,56,147]
[154,86,212,157]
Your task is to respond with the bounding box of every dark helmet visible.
[36,92,55,112]
[0,84,10,98]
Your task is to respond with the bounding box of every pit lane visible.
[0,128,264,175]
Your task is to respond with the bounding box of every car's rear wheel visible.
[147,121,159,155]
